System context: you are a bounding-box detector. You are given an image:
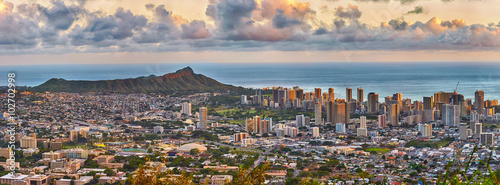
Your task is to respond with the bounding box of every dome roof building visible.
[177,143,207,153]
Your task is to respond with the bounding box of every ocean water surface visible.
[2,62,500,101]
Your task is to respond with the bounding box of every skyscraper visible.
[459,123,467,141]
[474,122,482,137]
[346,87,352,102]
[328,100,349,124]
[393,93,402,110]
[475,90,485,115]
[368,92,379,114]
[256,89,262,105]
[296,89,304,101]
[357,88,364,103]
[443,104,460,127]
[328,88,335,102]
[480,133,494,146]
[335,123,345,133]
[314,88,321,99]
[264,117,273,132]
[241,95,247,105]
[312,127,320,138]
[259,119,269,135]
[296,115,305,127]
[253,116,261,134]
[378,114,387,127]
[245,118,253,132]
[199,107,207,131]
[273,89,279,103]
[389,103,400,126]
[360,116,367,129]
[357,128,367,137]
[182,102,192,116]
[423,124,432,137]
[339,100,350,124]
[326,101,334,123]
[423,96,433,110]
[315,102,322,125]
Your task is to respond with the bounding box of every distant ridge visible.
[34,67,241,93]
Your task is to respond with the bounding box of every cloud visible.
[335,4,361,20]
[0,0,499,55]
[272,9,302,29]
[206,0,257,31]
[181,20,211,39]
[0,0,39,49]
[405,6,424,15]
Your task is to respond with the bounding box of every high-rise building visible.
[199,107,208,131]
[273,89,279,103]
[423,124,432,137]
[296,115,305,127]
[335,123,346,133]
[368,92,379,114]
[328,88,335,102]
[459,123,468,141]
[443,104,460,127]
[234,133,248,142]
[329,100,349,124]
[0,148,12,159]
[480,133,494,146]
[346,87,352,102]
[20,136,37,148]
[278,90,286,107]
[245,118,253,132]
[393,93,402,110]
[241,95,247,105]
[378,114,387,128]
[314,88,322,99]
[252,116,261,134]
[474,122,482,137]
[475,90,485,115]
[182,102,192,116]
[389,104,400,126]
[423,109,434,123]
[288,90,296,101]
[264,117,273,132]
[435,91,454,105]
[357,88,364,103]
[312,127,320,138]
[315,102,322,125]
[360,116,367,129]
[423,96,433,110]
[256,89,263,105]
[70,130,79,141]
[259,119,269,135]
[357,128,367,137]
[419,124,432,137]
[297,89,304,101]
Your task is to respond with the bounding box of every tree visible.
[104,167,116,176]
[190,148,200,156]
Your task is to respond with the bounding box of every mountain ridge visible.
[34,66,242,93]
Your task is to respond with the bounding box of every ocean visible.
[2,62,500,101]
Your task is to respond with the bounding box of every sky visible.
[0,0,500,65]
